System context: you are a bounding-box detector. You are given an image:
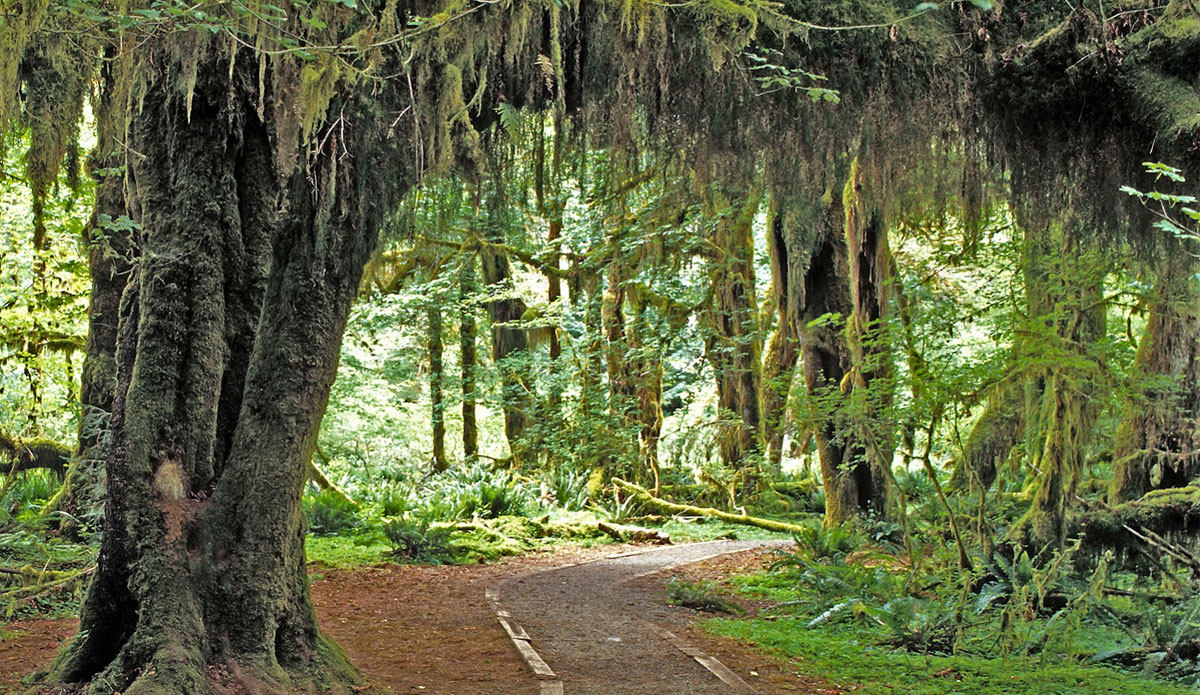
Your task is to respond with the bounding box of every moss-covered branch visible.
[0,434,70,475]
[614,479,807,534]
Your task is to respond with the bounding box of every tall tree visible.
[761,200,800,475]
[460,254,480,462]
[428,302,448,471]
[1110,248,1200,502]
[703,184,764,490]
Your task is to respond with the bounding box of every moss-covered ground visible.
[705,616,1191,695]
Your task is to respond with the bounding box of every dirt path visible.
[499,540,798,695]
[0,542,829,695]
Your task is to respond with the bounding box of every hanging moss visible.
[0,0,51,141]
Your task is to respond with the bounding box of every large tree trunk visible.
[793,180,894,527]
[1013,225,1107,549]
[704,187,763,490]
[627,289,665,494]
[43,41,380,694]
[480,240,531,466]
[1110,250,1200,502]
[602,251,634,410]
[955,216,1059,493]
[598,247,639,481]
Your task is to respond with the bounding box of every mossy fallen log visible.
[771,479,820,498]
[596,521,670,544]
[1078,484,1200,566]
[0,434,70,474]
[434,516,670,545]
[614,479,807,535]
[307,460,357,508]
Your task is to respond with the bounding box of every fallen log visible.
[613,479,807,535]
[0,434,70,475]
[597,521,671,544]
[309,445,358,508]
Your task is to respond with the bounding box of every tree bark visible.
[793,179,893,528]
[627,288,665,494]
[1110,250,1200,502]
[704,187,764,490]
[480,233,531,465]
[43,40,380,694]
[428,303,448,472]
[1013,225,1107,549]
[761,201,799,475]
[460,256,479,462]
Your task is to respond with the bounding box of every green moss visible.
[657,517,798,542]
[306,533,393,568]
[1121,65,1200,149]
[704,617,1195,695]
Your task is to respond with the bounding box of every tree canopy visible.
[1,0,1199,693]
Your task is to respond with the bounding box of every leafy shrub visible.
[545,468,590,511]
[786,522,865,562]
[370,482,412,517]
[383,517,454,564]
[459,479,530,519]
[667,577,743,614]
[440,463,535,519]
[810,596,960,654]
[0,469,63,520]
[303,488,360,536]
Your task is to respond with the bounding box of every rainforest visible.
[1,0,1199,693]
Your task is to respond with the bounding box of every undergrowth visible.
[702,523,1200,694]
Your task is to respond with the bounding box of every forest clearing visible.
[2,0,1200,693]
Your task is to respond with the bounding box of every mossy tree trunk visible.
[428,303,448,472]
[793,179,894,528]
[627,287,665,494]
[43,40,381,694]
[460,255,479,462]
[480,231,532,466]
[956,218,1059,493]
[1110,249,1200,503]
[761,201,799,475]
[1013,225,1107,549]
[45,53,132,529]
[704,186,764,490]
[841,159,897,517]
[598,240,640,481]
[602,248,634,411]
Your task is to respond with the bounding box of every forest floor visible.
[0,541,834,694]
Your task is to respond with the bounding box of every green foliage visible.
[383,517,456,564]
[1121,162,1200,250]
[303,488,361,536]
[706,617,1194,695]
[666,577,744,614]
[0,469,62,518]
[0,133,91,444]
[450,463,536,519]
[305,533,393,568]
[786,522,865,561]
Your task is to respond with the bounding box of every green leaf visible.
[1144,161,1186,182]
